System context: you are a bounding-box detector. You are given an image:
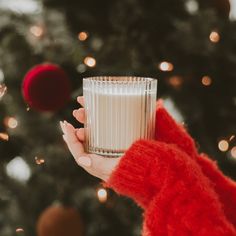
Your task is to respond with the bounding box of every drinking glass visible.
[83,76,157,157]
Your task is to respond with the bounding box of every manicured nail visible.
[62,135,67,142]
[77,156,91,167]
[60,121,65,133]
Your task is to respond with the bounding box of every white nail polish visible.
[60,121,64,131]
[62,135,67,142]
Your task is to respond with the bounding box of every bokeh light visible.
[78,32,88,41]
[159,61,174,72]
[218,139,229,152]
[30,25,44,37]
[4,117,18,129]
[231,146,236,158]
[0,132,9,141]
[35,156,45,165]
[16,228,24,233]
[84,56,96,67]
[209,31,220,43]
[168,76,183,88]
[6,157,31,182]
[97,188,108,203]
[76,64,87,73]
[201,76,212,86]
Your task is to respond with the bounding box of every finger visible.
[72,108,85,124]
[77,96,84,107]
[63,121,85,158]
[75,128,85,141]
[77,154,121,181]
[60,121,66,134]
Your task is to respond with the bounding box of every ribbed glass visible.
[83,76,157,157]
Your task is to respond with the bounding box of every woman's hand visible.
[60,96,121,182]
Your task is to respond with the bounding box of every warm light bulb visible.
[229,135,235,141]
[30,25,44,37]
[4,117,18,129]
[218,140,229,152]
[201,76,212,86]
[0,132,9,141]
[159,61,174,72]
[84,56,96,67]
[209,31,220,43]
[231,146,236,158]
[97,188,108,203]
[78,32,88,41]
[35,156,45,165]
[16,228,24,233]
[168,76,183,87]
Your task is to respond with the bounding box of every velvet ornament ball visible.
[22,64,71,112]
[37,206,84,236]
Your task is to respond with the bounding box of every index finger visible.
[77,96,84,107]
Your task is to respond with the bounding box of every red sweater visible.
[104,101,236,236]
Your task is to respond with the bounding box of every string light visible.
[218,139,229,152]
[0,132,9,141]
[84,56,96,67]
[35,156,45,165]
[16,228,24,233]
[231,147,236,159]
[0,84,7,99]
[209,31,220,43]
[158,61,174,72]
[26,106,30,111]
[4,117,18,129]
[97,188,108,203]
[201,76,212,86]
[168,76,183,88]
[185,0,199,14]
[6,157,31,182]
[30,25,44,38]
[78,32,88,41]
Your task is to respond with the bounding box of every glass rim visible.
[83,76,157,82]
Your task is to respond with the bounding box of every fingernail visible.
[72,110,77,117]
[64,120,68,128]
[59,121,64,131]
[77,156,91,167]
[62,134,67,142]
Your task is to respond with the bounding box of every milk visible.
[83,90,156,157]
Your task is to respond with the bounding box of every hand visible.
[60,96,121,182]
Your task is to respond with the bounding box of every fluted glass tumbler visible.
[83,76,157,157]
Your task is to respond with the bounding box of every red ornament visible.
[22,63,71,112]
[37,206,84,236]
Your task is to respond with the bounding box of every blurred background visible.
[0,0,236,235]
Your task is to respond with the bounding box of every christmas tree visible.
[0,0,236,235]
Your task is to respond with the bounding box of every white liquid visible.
[84,91,156,156]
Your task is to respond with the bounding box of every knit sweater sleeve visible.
[155,99,198,158]
[155,101,236,228]
[105,140,236,235]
